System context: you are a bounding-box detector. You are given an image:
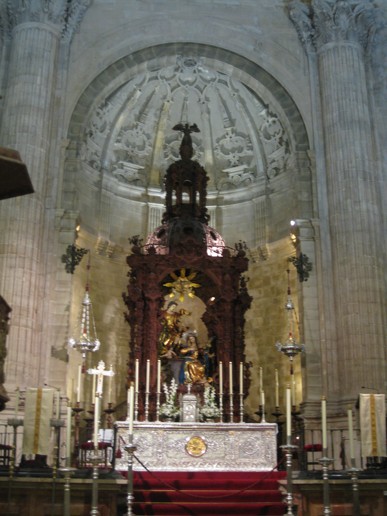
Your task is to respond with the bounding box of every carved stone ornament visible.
[289,0,382,52]
[0,0,91,42]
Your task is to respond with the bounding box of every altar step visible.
[132,470,287,515]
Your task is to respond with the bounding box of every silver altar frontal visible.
[115,421,278,472]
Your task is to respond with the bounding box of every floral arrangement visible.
[159,378,180,420]
[199,385,221,421]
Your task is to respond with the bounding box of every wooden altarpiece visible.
[123,124,252,419]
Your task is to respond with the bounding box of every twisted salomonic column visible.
[289,0,386,399]
[0,1,90,388]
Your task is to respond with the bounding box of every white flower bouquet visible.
[159,378,180,420]
[199,385,221,421]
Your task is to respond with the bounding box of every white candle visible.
[146,359,150,393]
[219,361,223,396]
[157,359,161,393]
[348,407,355,460]
[286,386,292,439]
[275,369,279,407]
[239,362,243,396]
[135,359,139,394]
[229,361,233,395]
[66,405,72,463]
[322,396,327,451]
[259,367,263,392]
[15,387,20,417]
[128,384,134,435]
[93,396,100,449]
[76,365,82,403]
[108,365,113,403]
[91,372,96,404]
[55,391,60,419]
[261,390,265,408]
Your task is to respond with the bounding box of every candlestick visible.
[128,384,134,435]
[146,359,150,393]
[286,386,291,439]
[321,396,327,450]
[259,366,263,392]
[66,405,72,464]
[239,362,243,396]
[93,396,100,449]
[275,369,279,407]
[135,359,139,394]
[219,361,223,396]
[229,361,233,395]
[157,359,161,393]
[348,407,355,461]
[76,365,82,403]
[261,390,265,407]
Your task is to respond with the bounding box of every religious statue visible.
[158,301,190,357]
[178,332,209,385]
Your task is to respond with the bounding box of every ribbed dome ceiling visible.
[80,55,291,198]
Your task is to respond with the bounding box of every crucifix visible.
[87,360,114,397]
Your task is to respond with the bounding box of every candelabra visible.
[229,393,234,423]
[319,453,333,515]
[281,440,298,516]
[90,448,103,516]
[219,393,223,423]
[347,461,361,516]
[239,393,244,423]
[125,434,137,516]
[58,466,76,516]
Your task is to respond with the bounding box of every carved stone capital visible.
[289,0,383,53]
[0,0,90,42]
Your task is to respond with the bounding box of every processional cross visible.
[87,360,114,397]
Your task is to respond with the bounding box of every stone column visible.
[0,1,90,389]
[289,0,386,400]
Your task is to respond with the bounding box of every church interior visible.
[0,1,386,515]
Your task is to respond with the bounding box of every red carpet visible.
[132,470,287,515]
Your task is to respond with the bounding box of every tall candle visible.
[259,367,263,392]
[93,396,100,449]
[239,362,243,396]
[66,405,72,464]
[219,361,223,395]
[128,384,135,435]
[275,369,279,407]
[146,359,150,393]
[135,359,139,394]
[321,396,327,450]
[229,361,233,395]
[348,407,355,460]
[286,386,291,439]
[157,359,161,393]
[76,365,82,403]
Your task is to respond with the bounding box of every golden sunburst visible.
[164,268,201,302]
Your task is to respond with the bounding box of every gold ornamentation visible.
[164,268,200,302]
[185,435,207,457]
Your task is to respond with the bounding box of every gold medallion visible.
[185,435,207,457]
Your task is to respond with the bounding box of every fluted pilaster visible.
[289,0,386,399]
[0,1,90,389]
